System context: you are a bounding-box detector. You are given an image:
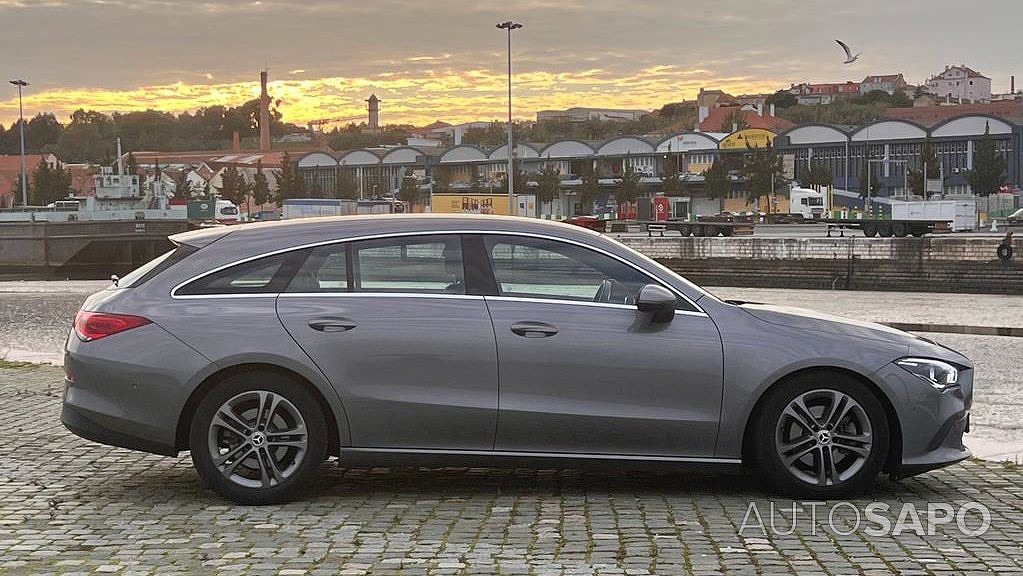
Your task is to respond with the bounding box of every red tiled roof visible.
[0,154,53,207]
[697,108,794,132]
[884,101,1023,126]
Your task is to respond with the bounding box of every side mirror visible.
[636,284,677,323]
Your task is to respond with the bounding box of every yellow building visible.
[718,128,776,150]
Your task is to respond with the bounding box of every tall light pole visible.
[9,79,29,207]
[496,21,522,216]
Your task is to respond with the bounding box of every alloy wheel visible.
[207,390,308,489]
[774,389,873,487]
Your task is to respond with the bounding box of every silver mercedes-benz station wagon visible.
[62,215,973,504]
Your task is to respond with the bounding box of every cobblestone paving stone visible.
[2,365,1022,575]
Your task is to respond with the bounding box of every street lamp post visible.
[9,79,29,207]
[496,20,522,216]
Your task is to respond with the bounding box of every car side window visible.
[352,235,465,294]
[176,250,307,296]
[483,236,653,305]
[286,244,350,293]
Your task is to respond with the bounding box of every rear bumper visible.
[61,397,178,457]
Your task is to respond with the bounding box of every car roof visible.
[170,213,605,249]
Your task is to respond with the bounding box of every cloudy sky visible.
[1,0,1020,127]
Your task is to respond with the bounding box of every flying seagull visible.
[836,39,861,64]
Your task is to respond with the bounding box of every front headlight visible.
[895,357,959,389]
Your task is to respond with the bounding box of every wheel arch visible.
[739,365,902,474]
[175,362,344,457]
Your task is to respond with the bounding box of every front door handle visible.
[510,321,558,338]
[308,318,357,332]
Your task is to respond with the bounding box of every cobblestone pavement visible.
[2,365,1022,575]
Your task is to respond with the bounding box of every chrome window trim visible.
[169,229,705,313]
[278,292,484,301]
[485,295,708,317]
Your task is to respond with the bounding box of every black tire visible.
[861,222,877,237]
[721,226,734,237]
[692,225,705,237]
[752,371,890,499]
[878,223,893,237]
[892,222,908,238]
[190,371,328,505]
[679,224,692,237]
[704,225,720,237]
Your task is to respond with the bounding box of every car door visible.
[480,234,724,457]
[276,234,499,450]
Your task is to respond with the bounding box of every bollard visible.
[991,219,998,233]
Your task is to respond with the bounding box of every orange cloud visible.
[0,68,783,128]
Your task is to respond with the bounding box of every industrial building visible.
[295,112,1023,218]
[773,113,1022,196]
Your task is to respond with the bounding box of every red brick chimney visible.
[259,70,271,152]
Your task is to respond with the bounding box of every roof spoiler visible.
[169,226,235,249]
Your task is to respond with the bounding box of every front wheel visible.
[752,372,890,498]
[190,371,328,504]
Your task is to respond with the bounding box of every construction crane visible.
[306,114,365,133]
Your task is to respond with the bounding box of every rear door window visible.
[351,235,464,294]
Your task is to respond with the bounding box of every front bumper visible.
[874,362,974,478]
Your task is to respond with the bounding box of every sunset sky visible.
[1,0,1020,127]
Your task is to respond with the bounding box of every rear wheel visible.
[861,222,877,237]
[892,222,908,237]
[752,372,889,498]
[190,371,328,504]
[704,225,720,237]
[878,223,893,237]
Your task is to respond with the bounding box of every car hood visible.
[733,302,972,367]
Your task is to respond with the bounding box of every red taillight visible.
[74,311,151,341]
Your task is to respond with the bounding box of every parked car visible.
[63,215,973,504]
[1006,207,1023,224]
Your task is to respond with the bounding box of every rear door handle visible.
[510,321,558,338]
[308,318,357,332]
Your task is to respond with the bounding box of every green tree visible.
[251,161,270,210]
[908,138,939,196]
[702,161,731,201]
[799,160,833,189]
[217,165,250,210]
[964,123,1007,197]
[125,151,139,179]
[399,174,426,207]
[30,158,72,205]
[276,151,305,201]
[575,162,601,215]
[431,166,452,193]
[535,164,561,216]
[765,90,798,109]
[335,168,359,200]
[742,142,783,212]
[616,163,643,208]
[660,155,686,196]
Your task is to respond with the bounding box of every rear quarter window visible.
[175,249,310,296]
[118,245,198,288]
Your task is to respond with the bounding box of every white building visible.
[925,65,992,103]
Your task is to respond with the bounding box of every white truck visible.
[789,187,828,219]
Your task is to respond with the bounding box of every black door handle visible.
[308,318,357,332]
[510,321,558,338]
